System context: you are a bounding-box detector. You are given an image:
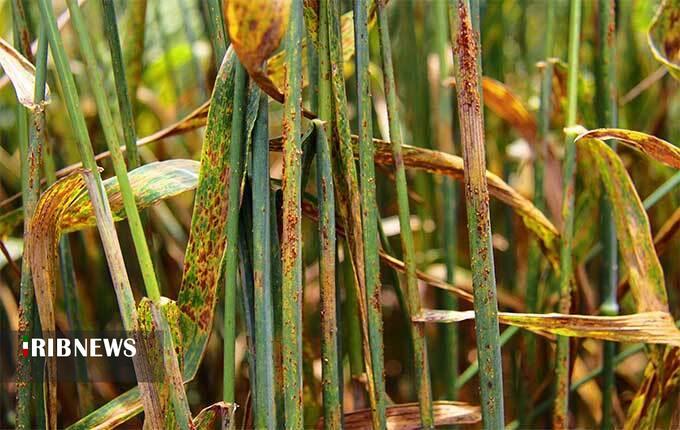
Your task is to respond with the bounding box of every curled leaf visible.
[648,0,680,80]
[193,402,237,429]
[575,127,680,169]
[415,310,680,346]
[0,37,50,108]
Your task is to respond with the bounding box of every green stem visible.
[101,0,140,168]
[325,0,378,420]
[66,0,160,301]
[281,1,304,427]
[643,171,680,208]
[555,0,582,427]
[313,120,342,429]
[13,1,35,425]
[449,0,504,427]
[594,2,618,429]
[205,0,228,65]
[223,61,248,403]
[355,1,387,428]
[376,1,433,426]
[456,326,520,391]
[433,0,459,402]
[342,240,364,378]
[38,0,138,326]
[523,4,554,425]
[252,93,276,429]
[270,188,285,430]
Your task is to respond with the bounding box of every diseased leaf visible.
[26,173,85,430]
[27,168,156,430]
[575,128,680,169]
[134,298,192,429]
[4,160,199,236]
[268,10,355,91]
[176,50,259,381]
[368,138,560,263]
[0,37,50,108]
[225,0,289,102]
[573,129,668,312]
[624,347,680,429]
[193,402,236,429]
[332,401,481,429]
[648,0,680,80]
[62,159,199,232]
[271,135,559,261]
[447,76,537,143]
[414,310,680,346]
[66,388,142,430]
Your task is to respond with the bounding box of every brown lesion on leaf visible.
[454,0,481,114]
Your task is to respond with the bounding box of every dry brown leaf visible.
[415,310,680,346]
[0,37,50,109]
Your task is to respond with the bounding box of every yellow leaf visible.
[225,0,290,102]
[575,127,680,169]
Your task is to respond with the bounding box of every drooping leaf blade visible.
[576,128,680,169]
[574,130,668,312]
